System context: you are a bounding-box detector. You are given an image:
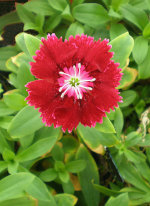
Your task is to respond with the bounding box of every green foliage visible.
[72,3,109,28]
[0,0,150,205]
[8,106,43,138]
[76,145,100,206]
[109,32,134,69]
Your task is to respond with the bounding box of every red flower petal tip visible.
[26,34,122,133]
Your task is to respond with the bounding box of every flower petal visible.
[26,80,58,108]
[31,33,77,80]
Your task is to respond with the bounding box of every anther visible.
[73,65,76,77]
[78,63,81,77]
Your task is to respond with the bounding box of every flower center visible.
[58,63,96,100]
[69,77,80,87]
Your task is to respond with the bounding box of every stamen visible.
[59,71,71,77]
[76,86,82,99]
[61,85,71,98]
[78,63,81,77]
[74,87,80,99]
[73,65,76,77]
[58,63,96,100]
[59,82,70,92]
[79,85,93,91]
[80,78,96,83]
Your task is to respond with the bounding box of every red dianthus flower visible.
[26,34,122,132]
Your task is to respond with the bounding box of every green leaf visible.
[0,161,7,173]
[0,173,34,201]
[0,128,12,154]
[143,22,150,38]
[0,83,3,93]
[51,144,64,161]
[6,58,18,73]
[0,11,20,33]
[35,125,62,140]
[113,154,150,192]
[58,170,70,183]
[24,33,41,57]
[135,98,146,114]
[119,90,137,107]
[138,134,150,147]
[95,116,116,133]
[20,133,34,149]
[77,124,118,149]
[55,161,65,172]
[0,46,18,71]
[16,4,39,32]
[93,184,120,197]
[108,7,122,20]
[44,15,61,33]
[0,197,36,206]
[10,52,31,68]
[15,33,30,56]
[17,63,34,97]
[124,132,141,147]
[60,135,79,153]
[62,5,74,22]
[8,106,43,139]
[138,46,150,79]
[129,0,150,10]
[2,148,15,162]
[124,149,146,163]
[114,108,124,135]
[0,116,13,129]
[48,0,67,11]
[62,180,74,194]
[118,67,138,89]
[3,92,26,111]
[134,161,150,182]
[17,135,57,162]
[72,3,109,29]
[8,160,19,175]
[55,194,77,206]
[111,0,129,11]
[110,23,127,40]
[25,176,57,205]
[24,0,55,16]
[66,160,86,173]
[76,145,100,206]
[120,4,149,30]
[65,22,84,39]
[72,0,85,8]
[132,36,148,64]
[34,14,45,33]
[105,193,129,206]
[39,168,57,182]
[109,32,134,69]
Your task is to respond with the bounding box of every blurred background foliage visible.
[0,0,150,205]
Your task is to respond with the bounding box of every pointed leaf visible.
[109,32,134,69]
[95,116,116,133]
[105,193,129,206]
[17,135,57,162]
[0,173,34,201]
[73,3,109,28]
[76,145,100,206]
[8,106,43,139]
[24,33,41,57]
